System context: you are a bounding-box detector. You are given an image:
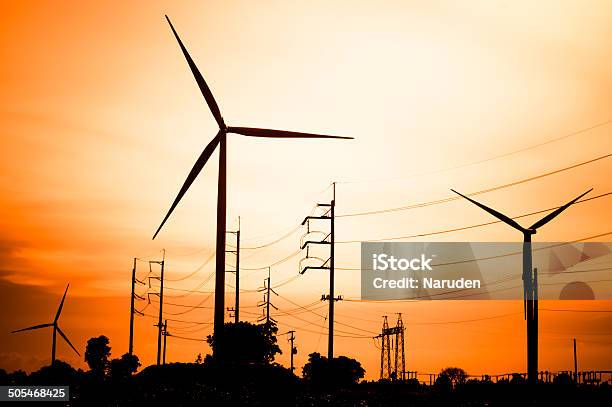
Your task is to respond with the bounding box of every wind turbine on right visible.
[450,187,592,384]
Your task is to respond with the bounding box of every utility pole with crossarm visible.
[301,183,341,360]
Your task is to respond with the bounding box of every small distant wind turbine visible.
[450,188,592,384]
[153,15,352,356]
[11,284,80,364]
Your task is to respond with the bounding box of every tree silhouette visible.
[85,335,111,377]
[109,353,141,380]
[206,321,281,364]
[303,352,365,389]
[439,367,467,388]
[434,372,453,392]
[29,360,79,386]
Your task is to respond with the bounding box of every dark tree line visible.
[1,322,609,406]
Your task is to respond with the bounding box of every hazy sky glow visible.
[0,0,611,379]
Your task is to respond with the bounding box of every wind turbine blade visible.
[165,15,225,129]
[11,323,53,333]
[56,326,80,356]
[228,127,353,139]
[451,189,527,232]
[153,132,221,239]
[54,284,69,323]
[529,188,593,230]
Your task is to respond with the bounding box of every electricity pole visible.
[128,258,146,355]
[129,258,136,355]
[226,217,241,323]
[573,338,578,383]
[163,320,168,365]
[150,250,165,365]
[235,218,240,323]
[301,182,340,360]
[288,330,296,373]
[258,267,277,326]
[329,186,335,360]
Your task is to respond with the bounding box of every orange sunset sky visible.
[0,0,611,380]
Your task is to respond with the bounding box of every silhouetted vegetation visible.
[438,366,467,389]
[206,321,281,365]
[302,352,365,390]
[1,325,611,406]
[84,335,111,377]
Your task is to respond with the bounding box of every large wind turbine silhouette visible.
[451,188,592,384]
[153,16,352,357]
[11,284,80,364]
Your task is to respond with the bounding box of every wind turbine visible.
[11,284,80,364]
[450,188,592,384]
[153,16,352,357]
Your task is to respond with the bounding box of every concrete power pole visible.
[129,258,136,355]
[151,250,165,365]
[129,259,145,356]
[226,217,241,323]
[235,219,240,323]
[573,338,578,383]
[301,182,341,361]
[288,330,296,373]
[258,267,277,326]
[163,320,168,365]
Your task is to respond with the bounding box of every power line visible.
[342,272,612,303]
[272,274,302,289]
[219,122,609,254]
[336,120,611,185]
[170,323,213,334]
[541,266,612,275]
[154,285,214,295]
[410,312,521,325]
[337,230,612,270]
[241,249,303,271]
[157,300,214,309]
[150,293,214,316]
[230,225,302,250]
[278,320,371,339]
[164,247,211,257]
[152,269,216,297]
[167,333,207,342]
[165,252,216,282]
[276,293,379,335]
[338,152,611,217]
[337,192,611,243]
[141,313,212,325]
[236,203,323,247]
[283,312,375,337]
[242,298,376,337]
